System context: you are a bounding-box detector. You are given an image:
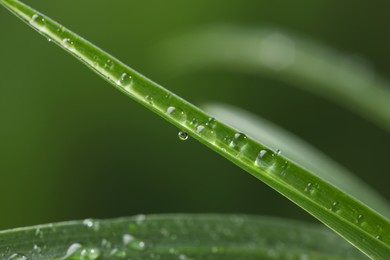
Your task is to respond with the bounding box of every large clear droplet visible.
[166,106,186,124]
[255,149,276,168]
[30,14,45,29]
[196,125,216,142]
[229,132,248,152]
[117,73,133,92]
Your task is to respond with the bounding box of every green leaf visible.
[0,214,366,259]
[1,0,389,258]
[204,102,390,219]
[155,25,390,132]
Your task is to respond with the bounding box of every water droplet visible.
[101,239,112,249]
[83,218,94,228]
[34,228,43,238]
[375,235,382,240]
[123,234,146,251]
[62,38,74,49]
[56,26,64,33]
[279,161,289,177]
[33,244,42,253]
[117,73,133,91]
[275,149,281,155]
[196,125,216,141]
[47,38,52,42]
[63,243,82,259]
[190,118,199,127]
[166,106,186,123]
[331,201,340,212]
[178,131,188,141]
[229,132,247,152]
[8,253,28,260]
[30,14,45,29]
[223,135,232,144]
[83,219,100,231]
[80,248,100,260]
[255,149,276,168]
[356,214,364,225]
[145,95,153,105]
[104,59,114,69]
[179,254,187,260]
[110,248,127,258]
[304,183,317,195]
[206,117,217,128]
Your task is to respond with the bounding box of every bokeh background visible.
[1,0,389,230]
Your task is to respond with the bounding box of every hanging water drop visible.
[275,149,281,155]
[178,131,188,141]
[229,132,248,152]
[117,73,133,91]
[166,106,186,123]
[255,149,276,168]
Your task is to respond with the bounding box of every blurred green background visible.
[0,0,389,230]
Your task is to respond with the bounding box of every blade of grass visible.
[155,25,390,132]
[0,214,366,259]
[204,102,390,219]
[1,0,389,258]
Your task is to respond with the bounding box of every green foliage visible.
[0,215,366,259]
[0,0,389,259]
[157,25,390,131]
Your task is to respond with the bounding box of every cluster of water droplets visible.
[7,253,28,260]
[62,243,100,260]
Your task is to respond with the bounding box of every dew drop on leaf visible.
[122,234,146,251]
[62,38,74,49]
[331,201,340,212]
[145,95,153,105]
[63,243,82,259]
[30,14,45,29]
[110,248,127,258]
[229,132,248,152]
[117,73,133,92]
[356,214,364,225]
[166,106,186,123]
[255,149,276,168]
[196,125,216,142]
[7,253,28,260]
[304,183,318,195]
